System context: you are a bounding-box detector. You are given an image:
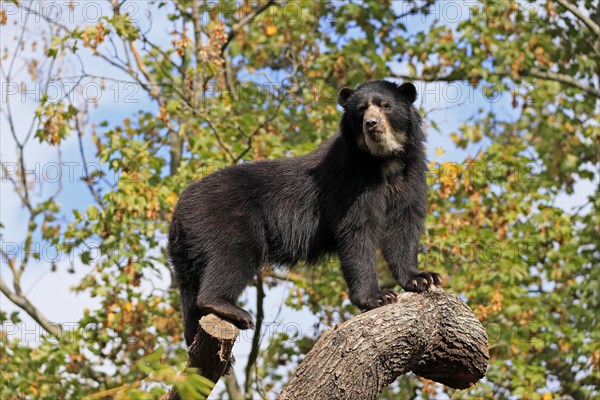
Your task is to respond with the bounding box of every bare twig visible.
[177,97,236,161]
[221,0,277,54]
[128,40,161,99]
[244,274,265,397]
[191,0,204,108]
[224,369,244,400]
[75,117,105,207]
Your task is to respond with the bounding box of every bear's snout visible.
[363,105,386,133]
[365,117,380,130]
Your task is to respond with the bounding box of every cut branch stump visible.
[163,314,239,400]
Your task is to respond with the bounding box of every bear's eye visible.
[381,102,391,110]
[358,103,368,111]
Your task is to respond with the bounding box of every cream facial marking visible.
[361,100,406,157]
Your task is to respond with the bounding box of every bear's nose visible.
[365,119,379,129]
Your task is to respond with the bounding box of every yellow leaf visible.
[167,192,178,205]
[440,162,461,184]
[563,122,574,133]
[264,23,277,36]
[535,46,544,57]
[435,147,446,157]
[542,393,553,400]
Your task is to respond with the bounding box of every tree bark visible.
[163,314,239,400]
[277,287,488,400]
[165,288,487,399]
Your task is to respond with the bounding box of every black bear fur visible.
[168,80,441,346]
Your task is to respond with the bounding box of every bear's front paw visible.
[400,271,442,293]
[352,289,399,311]
[230,312,255,330]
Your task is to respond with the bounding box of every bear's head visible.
[338,80,424,157]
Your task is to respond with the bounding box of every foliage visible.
[0,1,597,399]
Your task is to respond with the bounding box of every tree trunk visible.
[277,287,488,399]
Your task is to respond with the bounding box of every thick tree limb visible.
[277,288,488,400]
[165,289,487,399]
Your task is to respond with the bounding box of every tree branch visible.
[128,40,162,101]
[244,274,265,397]
[277,288,489,399]
[395,67,600,99]
[191,0,204,107]
[554,0,600,37]
[0,277,62,337]
[224,370,244,400]
[75,116,105,208]
[525,68,600,98]
[221,0,277,54]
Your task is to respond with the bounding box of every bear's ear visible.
[397,82,417,103]
[337,87,355,108]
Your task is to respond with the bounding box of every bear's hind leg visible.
[180,285,203,347]
[196,254,258,330]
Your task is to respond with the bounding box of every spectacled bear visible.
[168,80,441,346]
